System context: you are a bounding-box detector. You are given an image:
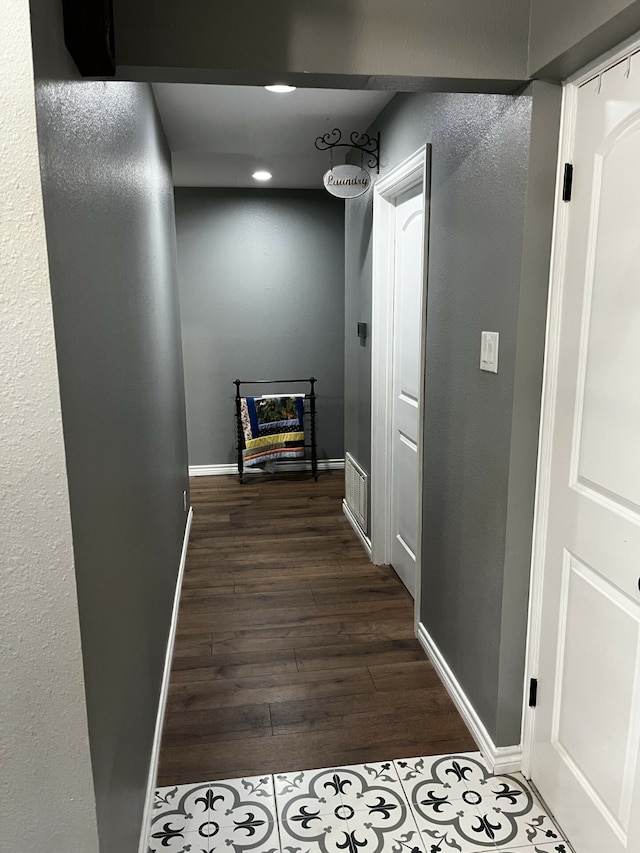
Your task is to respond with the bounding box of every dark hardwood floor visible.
[157,471,475,785]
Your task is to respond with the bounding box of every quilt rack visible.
[234,377,318,483]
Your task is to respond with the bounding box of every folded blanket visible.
[240,395,305,467]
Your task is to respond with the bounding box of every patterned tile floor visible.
[148,752,574,853]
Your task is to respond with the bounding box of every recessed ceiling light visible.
[264,84,296,94]
[252,170,272,182]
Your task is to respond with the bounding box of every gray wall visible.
[113,0,640,91]
[29,1,190,851]
[529,0,640,78]
[498,81,562,738]
[113,0,530,90]
[345,84,560,746]
[175,188,345,465]
[344,193,373,477]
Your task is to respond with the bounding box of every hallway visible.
[157,472,475,786]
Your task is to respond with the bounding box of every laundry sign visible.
[323,164,371,198]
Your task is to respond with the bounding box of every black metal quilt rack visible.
[234,378,318,484]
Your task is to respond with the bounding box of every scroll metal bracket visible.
[314,128,380,173]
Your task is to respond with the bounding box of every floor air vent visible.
[345,452,368,531]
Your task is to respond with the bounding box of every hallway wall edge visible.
[342,499,373,558]
[417,622,522,774]
[138,506,193,853]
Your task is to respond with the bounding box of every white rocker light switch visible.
[480,331,499,373]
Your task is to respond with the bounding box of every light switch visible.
[480,331,499,373]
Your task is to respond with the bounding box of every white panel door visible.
[390,184,424,597]
[532,55,640,853]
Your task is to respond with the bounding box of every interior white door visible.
[390,184,424,598]
[531,55,640,853]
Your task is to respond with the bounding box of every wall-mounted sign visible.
[323,164,371,199]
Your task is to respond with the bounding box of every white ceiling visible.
[152,84,393,189]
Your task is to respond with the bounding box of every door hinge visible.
[562,163,573,201]
[529,678,538,708]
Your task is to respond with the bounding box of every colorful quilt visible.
[240,395,305,467]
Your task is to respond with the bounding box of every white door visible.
[531,54,640,853]
[390,185,424,597]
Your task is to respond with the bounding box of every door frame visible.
[521,33,640,778]
[370,144,430,623]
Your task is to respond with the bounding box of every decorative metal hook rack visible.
[315,128,380,173]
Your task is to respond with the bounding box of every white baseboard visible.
[342,499,372,558]
[417,622,522,774]
[189,458,345,476]
[138,506,193,853]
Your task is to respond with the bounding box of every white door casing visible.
[371,146,430,618]
[390,185,424,597]
[524,42,640,853]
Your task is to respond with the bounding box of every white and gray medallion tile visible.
[448,846,571,853]
[395,754,569,853]
[275,766,344,818]
[150,776,278,853]
[275,766,347,853]
[345,802,426,853]
[395,753,494,804]
[151,753,573,853]
[275,762,423,853]
[502,844,573,853]
[485,803,566,851]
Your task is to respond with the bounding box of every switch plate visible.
[480,331,499,373]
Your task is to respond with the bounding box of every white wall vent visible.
[345,452,368,532]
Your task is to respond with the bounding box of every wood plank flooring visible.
[157,471,475,785]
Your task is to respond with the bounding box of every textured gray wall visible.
[414,95,530,748]
[529,0,640,78]
[30,1,190,850]
[345,87,560,746]
[175,188,345,465]
[344,198,373,477]
[345,92,531,483]
[498,81,562,741]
